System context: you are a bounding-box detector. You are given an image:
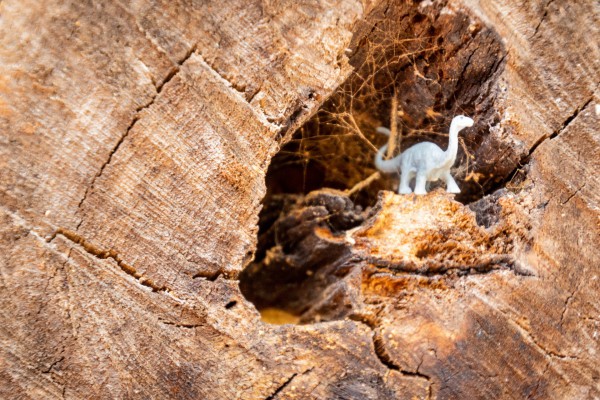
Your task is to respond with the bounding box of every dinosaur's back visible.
[401,142,445,172]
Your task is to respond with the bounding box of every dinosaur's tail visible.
[374,127,401,173]
[376,126,391,136]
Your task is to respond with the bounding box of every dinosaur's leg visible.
[444,171,460,193]
[399,168,412,194]
[414,171,427,195]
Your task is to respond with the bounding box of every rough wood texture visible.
[1,1,599,399]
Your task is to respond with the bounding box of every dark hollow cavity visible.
[241,1,513,323]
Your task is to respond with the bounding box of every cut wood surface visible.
[1,0,599,399]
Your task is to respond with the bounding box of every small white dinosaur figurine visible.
[374,115,474,195]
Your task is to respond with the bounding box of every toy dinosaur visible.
[375,115,474,195]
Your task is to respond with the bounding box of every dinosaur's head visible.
[453,115,474,129]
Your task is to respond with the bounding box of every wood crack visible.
[49,228,169,294]
[159,319,204,329]
[559,182,585,205]
[372,330,433,399]
[192,269,238,282]
[113,0,172,66]
[192,270,223,282]
[41,356,65,374]
[194,51,283,132]
[559,278,584,328]
[155,44,198,94]
[75,110,138,216]
[531,0,556,39]
[457,43,478,86]
[264,372,298,400]
[528,94,594,157]
[195,50,246,97]
[548,95,595,141]
[512,318,575,360]
[347,311,434,399]
[488,92,596,197]
[76,43,199,221]
[475,293,579,361]
[361,254,533,278]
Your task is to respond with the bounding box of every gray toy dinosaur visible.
[375,115,474,195]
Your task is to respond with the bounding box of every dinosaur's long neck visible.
[442,120,461,167]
